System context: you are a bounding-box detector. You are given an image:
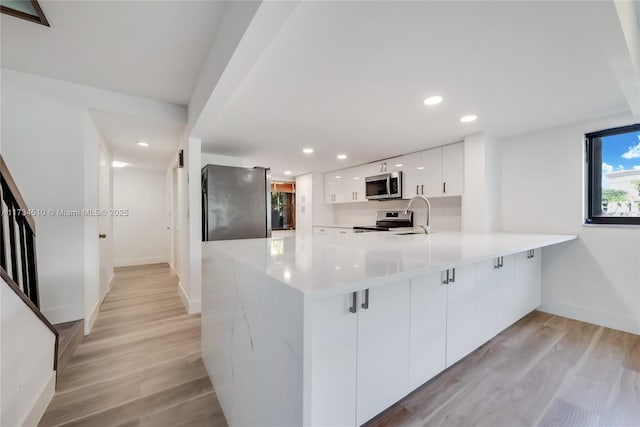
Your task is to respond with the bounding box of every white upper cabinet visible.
[442,142,464,196]
[402,152,423,198]
[323,142,464,204]
[421,148,444,197]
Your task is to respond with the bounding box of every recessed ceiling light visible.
[395,163,404,167]
[284,171,292,175]
[337,154,347,160]
[112,161,128,168]
[423,96,443,106]
[353,177,360,180]
[460,114,478,123]
[137,141,149,147]
[335,175,342,179]
[417,166,425,170]
[303,148,314,154]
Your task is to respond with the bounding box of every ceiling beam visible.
[189,0,301,137]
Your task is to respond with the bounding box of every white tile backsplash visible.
[332,196,462,231]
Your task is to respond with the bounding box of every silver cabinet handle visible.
[498,256,504,268]
[416,185,419,195]
[99,233,107,239]
[527,249,535,259]
[339,231,347,234]
[442,269,449,285]
[494,257,500,269]
[421,184,424,195]
[450,268,456,283]
[443,182,447,193]
[361,289,369,309]
[349,292,357,313]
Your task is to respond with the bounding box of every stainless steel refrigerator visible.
[201,164,271,241]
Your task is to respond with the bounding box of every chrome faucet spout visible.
[404,195,432,234]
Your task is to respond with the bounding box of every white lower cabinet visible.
[309,292,358,427]
[309,250,541,426]
[409,272,447,390]
[475,255,516,343]
[514,249,542,321]
[444,264,480,367]
[356,282,411,425]
[309,281,410,427]
[312,226,353,235]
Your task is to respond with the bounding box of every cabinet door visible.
[309,293,358,427]
[514,249,541,321]
[402,152,423,198]
[421,148,443,197]
[349,165,367,202]
[332,170,349,203]
[324,173,335,204]
[357,281,411,425]
[409,272,447,391]
[442,142,464,196]
[476,255,516,342]
[445,264,479,367]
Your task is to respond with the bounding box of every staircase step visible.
[54,319,84,377]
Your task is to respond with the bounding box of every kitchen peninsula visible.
[201,231,576,427]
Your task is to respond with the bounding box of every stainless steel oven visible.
[365,172,402,200]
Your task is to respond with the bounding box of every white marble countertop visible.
[202,232,577,296]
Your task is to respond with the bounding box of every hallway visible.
[39,264,227,427]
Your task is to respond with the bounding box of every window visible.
[586,124,640,225]
[0,0,49,26]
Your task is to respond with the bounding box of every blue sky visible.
[601,129,640,188]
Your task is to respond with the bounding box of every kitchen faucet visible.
[403,195,431,234]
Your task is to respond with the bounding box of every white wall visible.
[113,168,169,267]
[332,197,462,231]
[501,112,640,335]
[1,68,184,324]
[2,71,86,323]
[1,278,56,427]
[463,133,502,232]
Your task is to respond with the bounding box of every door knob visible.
[99,234,107,239]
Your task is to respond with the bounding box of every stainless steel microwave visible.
[365,172,403,200]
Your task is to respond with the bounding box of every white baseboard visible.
[85,299,101,336]
[107,274,115,291]
[22,371,55,427]
[178,281,201,314]
[114,256,168,267]
[539,301,639,335]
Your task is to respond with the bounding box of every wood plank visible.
[137,392,227,427]
[537,399,600,427]
[56,376,214,427]
[39,354,209,427]
[39,264,227,427]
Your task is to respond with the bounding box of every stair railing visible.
[0,154,59,370]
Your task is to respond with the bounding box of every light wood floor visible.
[365,310,640,427]
[39,263,228,427]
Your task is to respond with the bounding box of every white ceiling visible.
[0,0,226,106]
[198,1,633,178]
[90,110,185,171]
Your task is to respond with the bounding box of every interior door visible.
[98,145,112,298]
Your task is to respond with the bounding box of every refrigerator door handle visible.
[265,168,272,238]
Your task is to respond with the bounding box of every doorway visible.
[271,182,295,230]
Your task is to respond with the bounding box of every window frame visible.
[585,123,640,226]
